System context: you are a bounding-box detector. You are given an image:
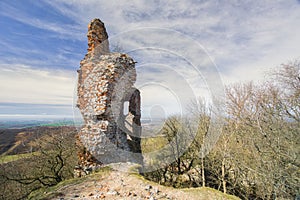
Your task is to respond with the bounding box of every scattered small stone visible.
[126,191,138,197]
[73,194,80,198]
[107,190,119,195]
[153,187,160,194]
[146,191,151,196]
[88,192,94,196]
[149,196,156,200]
[145,185,152,191]
[166,195,173,200]
[158,193,169,199]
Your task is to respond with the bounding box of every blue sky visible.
[0,0,300,120]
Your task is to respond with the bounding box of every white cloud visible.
[0,64,77,105]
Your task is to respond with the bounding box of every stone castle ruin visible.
[76,19,142,173]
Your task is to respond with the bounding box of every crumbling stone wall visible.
[76,19,142,173]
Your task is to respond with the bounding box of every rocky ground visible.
[30,163,239,200]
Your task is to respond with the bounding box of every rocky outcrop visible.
[86,18,109,57]
[76,19,142,174]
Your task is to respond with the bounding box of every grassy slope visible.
[0,152,38,164]
[182,187,239,200]
[0,126,77,155]
[28,167,240,200]
[132,172,240,200]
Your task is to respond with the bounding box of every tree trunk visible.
[222,158,227,194]
[201,152,205,187]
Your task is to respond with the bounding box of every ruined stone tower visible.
[76,19,142,172]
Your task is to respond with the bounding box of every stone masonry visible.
[76,19,142,174]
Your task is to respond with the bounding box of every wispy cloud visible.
[0,1,83,40]
[0,64,76,105]
[0,1,86,72]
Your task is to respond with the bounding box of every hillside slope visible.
[0,126,76,155]
[29,163,240,200]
